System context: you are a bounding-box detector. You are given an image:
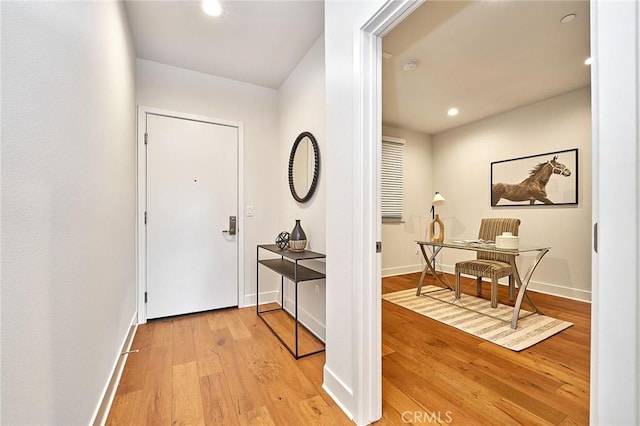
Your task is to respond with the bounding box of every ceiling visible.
[123,1,590,135]
[382,0,591,135]
[123,0,324,89]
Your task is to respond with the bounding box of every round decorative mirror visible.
[288,131,319,203]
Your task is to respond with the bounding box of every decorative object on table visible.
[383,286,573,352]
[495,232,519,249]
[288,131,320,203]
[289,219,307,252]
[491,148,577,206]
[275,231,290,250]
[428,192,446,242]
[429,214,445,243]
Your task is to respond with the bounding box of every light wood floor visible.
[107,273,590,425]
[378,273,590,425]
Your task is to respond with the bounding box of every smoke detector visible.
[402,59,419,72]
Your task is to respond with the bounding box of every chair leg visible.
[476,277,482,296]
[455,270,461,300]
[508,275,515,302]
[491,278,498,308]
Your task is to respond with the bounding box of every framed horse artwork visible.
[491,149,578,206]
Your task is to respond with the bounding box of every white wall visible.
[324,0,388,422]
[431,87,592,301]
[381,126,433,277]
[590,1,640,422]
[136,59,280,307]
[1,2,137,424]
[278,36,327,339]
[380,90,592,301]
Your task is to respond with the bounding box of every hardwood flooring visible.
[379,273,590,425]
[107,272,590,425]
[258,303,325,356]
[106,306,345,425]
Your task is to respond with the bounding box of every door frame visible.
[353,1,423,423]
[136,106,244,324]
[355,1,640,424]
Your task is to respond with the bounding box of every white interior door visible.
[146,113,238,319]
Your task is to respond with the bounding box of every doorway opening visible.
[376,0,592,423]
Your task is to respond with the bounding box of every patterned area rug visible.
[382,286,573,351]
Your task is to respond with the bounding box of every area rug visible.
[382,286,573,351]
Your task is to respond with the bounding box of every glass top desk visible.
[415,240,551,329]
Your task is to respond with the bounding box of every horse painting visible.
[491,156,572,205]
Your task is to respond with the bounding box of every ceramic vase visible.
[289,220,307,252]
[429,214,445,243]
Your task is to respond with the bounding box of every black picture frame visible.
[491,148,578,207]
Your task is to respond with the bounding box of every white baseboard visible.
[382,264,423,278]
[525,280,592,302]
[282,295,326,342]
[244,290,279,307]
[91,312,137,426]
[246,291,326,341]
[438,264,592,303]
[322,365,354,422]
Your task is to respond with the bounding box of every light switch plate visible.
[246,205,254,217]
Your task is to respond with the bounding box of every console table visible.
[256,244,326,359]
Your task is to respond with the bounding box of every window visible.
[381,136,405,219]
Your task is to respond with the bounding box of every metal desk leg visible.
[510,248,549,329]
[416,244,450,296]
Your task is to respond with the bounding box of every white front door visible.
[145,113,238,319]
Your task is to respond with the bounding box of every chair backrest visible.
[477,218,520,263]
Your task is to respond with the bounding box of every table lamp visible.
[430,192,446,219]
[429,192,446,242]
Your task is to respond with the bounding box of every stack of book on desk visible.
[452,239,495,248]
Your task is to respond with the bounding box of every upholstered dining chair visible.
[455,218,521,308]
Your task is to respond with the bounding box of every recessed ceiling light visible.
[447,108,459,117]
[202,0,223,17]
[402,59,418,72]
[560,13,576,23]
[584,57,592,65]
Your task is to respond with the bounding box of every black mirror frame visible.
[288,131,320,203]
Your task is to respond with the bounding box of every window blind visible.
[381,138,405,219]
